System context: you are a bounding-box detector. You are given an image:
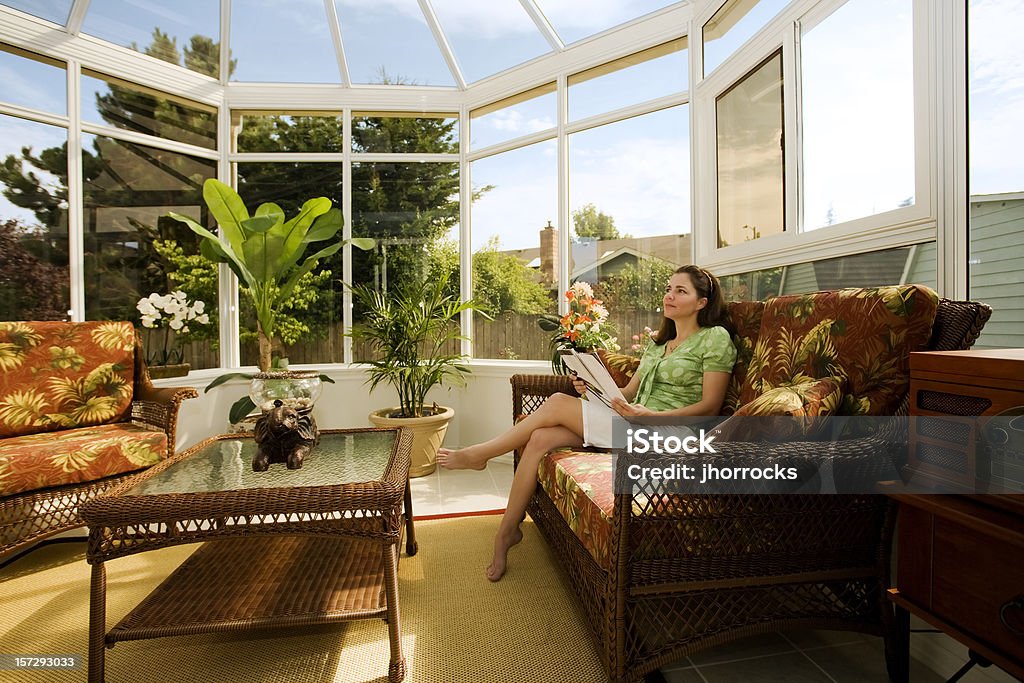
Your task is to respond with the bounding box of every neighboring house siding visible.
[780,262,818,295]
[970,197,1024,349]
[904,242,937,289]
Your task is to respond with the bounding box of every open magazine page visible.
[559,350,626,408]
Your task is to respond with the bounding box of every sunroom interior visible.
[0,0,1022,681]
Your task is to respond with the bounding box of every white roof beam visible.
[519,0,563,52]
[418,0,466,90]
[66,0,90,35]
[323,0,351,87]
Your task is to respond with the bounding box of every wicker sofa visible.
[0,321,197,561]
[511,286,991,683]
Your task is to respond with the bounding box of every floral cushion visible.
[739,286,938,416]
[596,349,640,388]
[722,301,765,415]
[0,422,167,496]
[713,376,846,442]
[538,449,615,569]
[0,321,136,438]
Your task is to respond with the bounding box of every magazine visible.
[559,349,626,409]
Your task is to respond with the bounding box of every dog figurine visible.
[252,399,319,471]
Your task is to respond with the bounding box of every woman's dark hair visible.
[653,265,726,345]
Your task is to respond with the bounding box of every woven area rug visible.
[0,516,605,682]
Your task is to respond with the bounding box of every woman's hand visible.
[610,398,655,418]
[570,374,587,396]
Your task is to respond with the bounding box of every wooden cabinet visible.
[907,349,1024,492]
[889,495,1024,681]
[889,350,1024,681]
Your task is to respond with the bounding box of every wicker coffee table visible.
[80,427,415,683]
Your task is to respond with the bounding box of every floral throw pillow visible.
[596,349,640,388]
[712,375,846,442]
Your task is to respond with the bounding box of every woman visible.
[438,265,737,581]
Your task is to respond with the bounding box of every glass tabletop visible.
[124,429,398,497]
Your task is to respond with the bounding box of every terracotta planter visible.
[148,363,190,379]
[368,406,455,478]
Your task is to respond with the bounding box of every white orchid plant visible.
[136,291,210,366]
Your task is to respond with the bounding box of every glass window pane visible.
[720,243,935,300]
[0,44,66,115]
[429,0,552,84]
[1,0,72,25]
[470,83,556,151]
[968,0,1024,349]
[236,162,344,366]
[0,115,69,320]
[702,0,788,76]
[351,161,460,361]
[802,0,914,230]
[82,71,218,150]
[82,134,217,369]
[352,113,458,153]
[470,140,557,360]
[716,51,784,248]
[230,0,339,83]
[536,0,679,45]
[568,39,688,122]
[334,0,455,86]
[234,112,344,154]
[569,106,690,332]
[81,0,221,78]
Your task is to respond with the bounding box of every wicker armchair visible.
[0,322,198,561]
[511,296,991,683]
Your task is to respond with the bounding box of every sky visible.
[1,0,1021,252]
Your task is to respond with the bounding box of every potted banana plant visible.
[168,178,374,423]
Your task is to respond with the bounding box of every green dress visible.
[633,325,737,412]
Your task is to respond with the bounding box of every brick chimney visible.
[539,220,557,286]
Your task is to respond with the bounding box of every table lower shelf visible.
[107,535,390,644]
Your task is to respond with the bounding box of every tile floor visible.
[418,461,1020,683]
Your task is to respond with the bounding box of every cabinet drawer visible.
[931,516,1024,660]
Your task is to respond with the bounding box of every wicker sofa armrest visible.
[510,374,578,422]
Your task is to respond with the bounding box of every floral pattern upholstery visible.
[538,449,615,569]
[0,321,136,438]
[722,301,765,415]
[0,423,166,497]
[739,286,938,416]
[713,375,846,442]
[596,349,640,388]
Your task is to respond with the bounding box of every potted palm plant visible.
[348,276,483,477]
[168,178,373,423]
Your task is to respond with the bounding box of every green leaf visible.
[304,207,343,243]
[202,179,249,254]
[318,373,336,384]
[277,240,344,302]
[167,211,255,288]
[241,214,279,234]
[349,237,376,251]
[229,396,257,425]
[204,371,255,393]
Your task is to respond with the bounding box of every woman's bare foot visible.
[485,526,524,582]
[437,446,487,471]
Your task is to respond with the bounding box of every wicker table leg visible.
[88,562,106,683]
[403,481,417,556]
[383,543,406,682]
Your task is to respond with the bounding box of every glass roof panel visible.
[536,0,680,45]
[335,0,455,86]
[0,45,66,114]
[0,0,72,25]
[703,0,788,76]
[568,38,687,122]
[429,0,552,84]
[81,0,221,78]
[230,0,340,83]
